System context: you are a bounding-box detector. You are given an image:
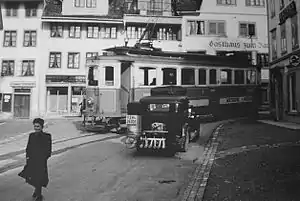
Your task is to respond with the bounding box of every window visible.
[157,26,181,41]
[137,67,157,86]
[270,0,275,18]
[105,66,114,86]
[5,3,18,17]
[209,69,217,84]
[86,52,98,60]
[198,69,206,85]
[280,23,287,54]
[74,0,85,7]
[246,0,264,6]
[69,25,81,38]
[271,29,277,59]
[220,69,232,84]
[1,60,14,76]
[246,70,256,84]
[25,3,38,17]
[87,25,99,38]
[68,53,80,69]
[49,52,61,68]
[24,31,37,47]
[126,26,137,39]
[21,60,35,76]
[163,68,176,85]
[187,20,205,35]
[217,0,236,5]
[100,26,117,39]
[50,24,63,38]
[148,0,163,15]
[86,0,96,8]
[181,69,195,85]
[288,72,297,112]
[257,53,269,67]
[3,31,17,47]
[208,21,226,36]
[279,0,284,10]
[291,14,299,50]
[234,70,245,84]
[239,23,256,37]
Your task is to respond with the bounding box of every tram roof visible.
[96,46,254,68]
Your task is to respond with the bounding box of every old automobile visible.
[125,86,200,155]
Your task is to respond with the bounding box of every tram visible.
[82,43,260,131]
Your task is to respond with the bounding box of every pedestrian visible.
[18,118,52,201]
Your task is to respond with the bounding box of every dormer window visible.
[25,2,38,17]
[5,2,18,17]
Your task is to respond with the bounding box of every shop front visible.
[270,52,300,123]
[45,75,86,117]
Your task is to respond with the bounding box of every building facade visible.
[267,0,300,123]
[0,0,43,118]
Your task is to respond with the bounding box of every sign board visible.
[209,39,268,51]
[10,81,36,88]
[289,55,300,67]
[126,115,137,125]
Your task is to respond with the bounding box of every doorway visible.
[14,94,30,118]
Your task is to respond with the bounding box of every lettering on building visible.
[209,40,268,50]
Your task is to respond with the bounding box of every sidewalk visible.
[186,119,300,201]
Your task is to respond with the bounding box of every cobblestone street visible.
[202,120,300,201]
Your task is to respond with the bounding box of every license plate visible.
[126,115,137,125]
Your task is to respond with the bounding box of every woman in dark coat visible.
[18,118,52,201]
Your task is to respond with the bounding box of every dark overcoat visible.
[18,132,52,188]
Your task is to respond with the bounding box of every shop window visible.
[21,60,35,76]
[50,23,63,38]
[1,60,14,76]
[68,52,80,69]
[288,72,297,112]
[137,67,157,86]
[181,68,195,85]
[246,70,256,84]
[105,66,114,86]
[220,69,232,84]
[234,70,245,84]
[23,30,37,47]
[49,52,61,68]
[198,69,206,85]
[163,68,176,85]
[3,31,17,47]
[209,69,217,84]
[69,24,81,38]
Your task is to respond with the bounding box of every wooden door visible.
[14,94,30,118]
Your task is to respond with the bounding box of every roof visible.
[140,96,188,104]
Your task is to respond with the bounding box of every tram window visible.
[234,70,245,84]
[105,66,114,86]
[137,67,157,86]
[163,68,177,85]
[198,69,206,85]
[209,69,217,84]
[181,69,195,85]
[220,69,232,84]
[246,70,256,84]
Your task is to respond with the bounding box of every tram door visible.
[120,62,132,114]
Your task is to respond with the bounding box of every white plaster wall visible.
[182,0,268,54]
[0,2,44,117]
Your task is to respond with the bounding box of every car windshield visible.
[148,103,170,112]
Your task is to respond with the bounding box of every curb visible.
[181,118,245,201]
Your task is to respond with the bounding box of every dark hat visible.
[33,118,45,126]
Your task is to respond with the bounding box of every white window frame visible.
[87,25,99,38]
[50,23,63,38]
[217,0,236,5]
[74,0,85,7]
[271,29,277,59]
[67,52,80,69]
[3,30,17,47]
[239,22,256,37]
[105,66,114,86]
[280,23,287,54]
[21,60,35,76]
[291,15,299,50]
[69,25,81,38]
[49,52,61,68]
[208,21,226,36]
[23,30,37,47]
[1,60,15,76]
[245,0,265,7]
[100,26,117,39]
[186,20,205,36]
[86,0,96,8]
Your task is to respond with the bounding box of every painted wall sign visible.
[209,39,268,50]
